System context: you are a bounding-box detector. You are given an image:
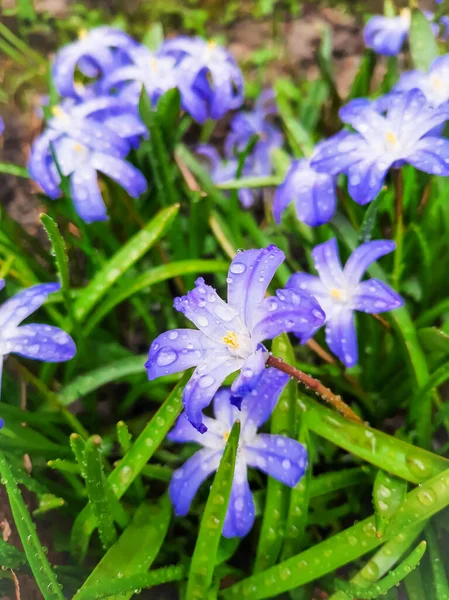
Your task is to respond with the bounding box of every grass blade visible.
[409,9,438,71]
[372,470,407,537]
[0,449,65,600]
[186,420,240,600]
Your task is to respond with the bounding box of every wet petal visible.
[213,388,238,431]
[325,307,358,367]
[230,349,267,407]
[223,459,255,538]
[169,448,222,516]
[352,278,403,313]
[145,329,215,381]
[240,368,289,431]
[404,136,449,176]
[246,434,308,487]
[168,412,223,449]
[0,283,60,330]
[183,358,241,432]
[311,239,345,290]
[252,288,325,344]
[363,15,409,56]
[347,159,390,206]
[226,245,285,330]
[28,130,62,199]
[90,152,147,198]
[311,131,364,176]
[286,273,327,304]
[174,278,245,344]
[3,324,76,362]
[343,240,396,284]
[70,166,108,223]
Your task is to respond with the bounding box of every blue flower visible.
[168,368,307,537]
[196,145,263,208]
[393,54,449,107]
[0,117,4,136]
[100,45,178,107]
[364,9,438,56]
[159,37,244,123]
[0,280,76,384]
[146,245,325,431]
[52,27,138,99]
[28,99,147,223]
[311,90,449,205]
[287,238,403,367]
[273,155,337,227]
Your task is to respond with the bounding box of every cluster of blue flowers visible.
[29,27,244,223]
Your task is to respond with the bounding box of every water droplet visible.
[198,375,214,388]
[230,262,246,274]
[360,561,379,582]
[280,567,291,581]
[197,315,209,327]
[417,488,436,506]
[282,459,291,470]
[156,348,177,366]
[168,331,178,340]
[406,454,433,479]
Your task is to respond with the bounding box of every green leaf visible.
[117,421,132,454]
[409,9,439,71]
[84,435,117,549]
[0,162,29,177]
[358,191,384,243]
[84,259,228,334]
[70,374,188,562]
[17,0,37,21]
[73,498,172,600]
[255,334,297,572]
[186,420,240,600]
[33,493,65,516]
[418,327,449,354]
[426,523,449,600]
[373,471,407,537]
[70,433,87,477]
[143,22,164,50]
[0,537,26,569]
[299,393,449,484]
[0,450,65,600]
[73,204,179,322]
[59,355,148,406]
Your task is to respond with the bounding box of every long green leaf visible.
[409,9,439,71]
[73,204,179,322]
[0,450,65,600]
[73,498,172,600]
[187,421,240,600]
[0,162,29,177]
[373,470,407,536]
[59,355,148,406]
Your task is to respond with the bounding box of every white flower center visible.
[221,329,254,358]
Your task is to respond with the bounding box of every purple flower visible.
[393,54,449,107]
[101,45,178,107]
[146,245,325,431]
[311,89,449,205]
[159,37,244,123]
[273,155,337,227]
[168,369,307,537]
[28,99,147,223]
[52,27,138,99]
[287,238,403,367]
[196,145,263,208]
[0,117,4,136]
[0,280,76,384]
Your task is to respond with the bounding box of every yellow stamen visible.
[385,131,398,145]
[222,330,239,349]
[74,81,85,92]
[78,28,88,40]
[73,143,83,152]
[151,58,159,71]
[51,105,65,118]
[432,75,443,90]
[223,431,230,442]
[330,288,343,300]
[207,39,217,51]
[400,8,411,22]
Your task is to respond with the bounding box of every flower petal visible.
[363,15,408,56]
[70,166,108,223]
[311,131,364,176]
[352,279,403,313]
[174,278,244,344]
[90,152,147,198]
[223,458,255,538]
[286,273,327,303]
[347,159,390,205]
[227,245,285,330]
[28,131,61,199]
[404,136,449,176]
[343,240,396,284]
[240,367,289,431]
[169,448,222,516]
[145,329,214,381]
[168,412,223,449]
[213,388,236,430]
[311,239,345,290]
[246,434,308,487]
[3,324,76,362]
[0,283,60,330]
[325,307,358,367]
[230,349,267,407]
[183,358,241,432]
[251,288,325,344]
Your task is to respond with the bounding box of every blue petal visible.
[226,245,285,330]
[246,434,308,487]
[183,358,240,432]
[339,101,387,138]
[347,160,391,205]
[363,15,408,56]
[286,273,327,302]
[51,117,130,158]
[90,153,147,198]
[70,166,108,223]
[311,239,345,290]
[240,368,289,430]
[404,136,449,176]
[174,277,244,344]
[212,388,235,430]
[145,329,213,381]
[0,283,60,329]
[169,448,222,516]
[230,349,267,406]
[4,324,76,362]
[325,307,358,367]
[252,288,325,344]
[168,412,222,448]
[28,131,62,199]
[223,459,255,538]
[311,131,363,176]
[343,240,396,283]
[352,279,403,313]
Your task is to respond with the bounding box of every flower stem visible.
[392,168,404,288]
[267,355,364,424]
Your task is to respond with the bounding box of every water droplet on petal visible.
[156,348,177,367]
[230,262,246,274]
